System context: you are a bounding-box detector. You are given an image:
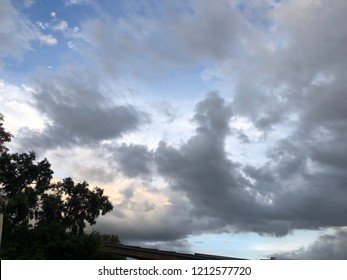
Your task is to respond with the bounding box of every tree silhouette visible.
[0,113,13,153]
[37,177,113,236]
[0,114,115,259]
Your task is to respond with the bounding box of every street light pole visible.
[0,195,4,256]
[0,212,3,255]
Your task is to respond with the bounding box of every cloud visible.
[154,93,244,220]
[23,0,34,8]
[212,0,347,237]
[87,0,347,249]
[170,0,347,137]
[0,0,62,68]
[253,0,347,229]
[99,91,347,241]
[94,185,196,242]
[18,71,148,152]
[64,0,90,6]
[0,0,35,65]
[0,80,45,134]
[173,0,253,62]
[91,94,263,242]
[109,143,153,178]
[80,0,257,81]
[151,93,293,236]
[50,11,56,19]
[273,229,347,259]
[139,239,193,254]
[243,122,347,234]
[87,93,245,242]
[3,0,347,258]
[53,21,69,32]
[38,34,58,45]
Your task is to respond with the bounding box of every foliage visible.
[36,177,113,236]
[0,152,114,237]
[0,114,13,153]
[0,114,117,259]
[101,234,121,244]
[0,152,53,228]
[1,222,101,259]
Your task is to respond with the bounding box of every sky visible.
[1,0,347,260]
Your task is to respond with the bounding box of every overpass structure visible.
[102,243,248,260]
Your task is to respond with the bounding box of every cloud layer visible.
[100,92,347,240]
[2,0,347,259]
[0,0,58,68]
[274,229,347,260]
[18,71,148,151]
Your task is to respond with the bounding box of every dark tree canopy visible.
[0,152,53,229]
[0,114,115,259]
[0,152,113,235]
[37,177,113,236]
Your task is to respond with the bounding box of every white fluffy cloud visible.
[38,34,58,45]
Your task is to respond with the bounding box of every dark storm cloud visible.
[111,143,153,178]
[95,194,196,242]
[153,92,279,234]
[97,220,189,243]
[273,229,347,260]
[93,93,242,241]
[147,93,293,236]
[244,127,347,233]
[9,0,343,253]
[81,0,256,80]
[18,72,148,151]
[174,0,253,61]
[87,70,347,249]
[89,1,347,245]
[221,0,347,237]
[92,88,347,243]
[249,73,347,232]
[109,91,347,239]
[232,81,289,131]
[228,0,347,133]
